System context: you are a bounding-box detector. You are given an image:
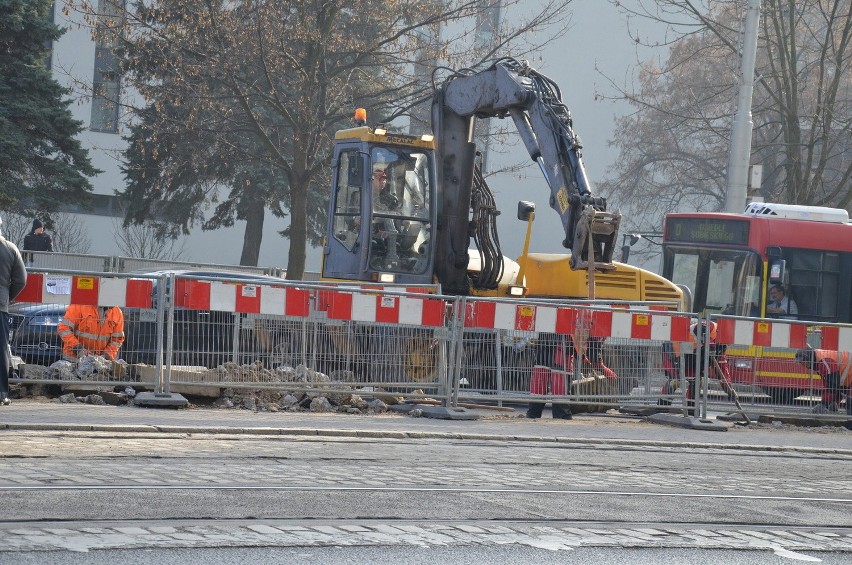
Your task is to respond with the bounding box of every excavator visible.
[320,58,683,397]
[322,57,645,298]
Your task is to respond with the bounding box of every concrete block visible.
[648,412,728,431]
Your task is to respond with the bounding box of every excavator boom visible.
[432,58,620,294]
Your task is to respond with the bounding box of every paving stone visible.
[245,524,283,534]
[113,527,150,535]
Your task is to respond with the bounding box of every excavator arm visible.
[432,58,620,295]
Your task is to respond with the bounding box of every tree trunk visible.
[286,177,308,280]
[239,198,265,266]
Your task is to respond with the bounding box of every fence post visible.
[445,297,466,408]
[300,316,309,368]
[231,314,242,365]
[150,273,166,395]
[135,272,188,407]
[679,347,688,417]
[164,273,176,394]
[699,312,711,419]
[494,331,504,407]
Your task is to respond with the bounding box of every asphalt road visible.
[0,400,850,561]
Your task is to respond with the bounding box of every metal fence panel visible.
[452,297,694,413]
[10,270,165,392]
[23,251,113,273]
[159,277,455,403]
[708,314,852,416]
[10,267,850,420]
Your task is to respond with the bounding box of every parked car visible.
[9,269,286,369]
[8,303,64,366]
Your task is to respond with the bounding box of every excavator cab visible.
[322,124,438,284]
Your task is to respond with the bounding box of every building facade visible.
[48,1,316,270]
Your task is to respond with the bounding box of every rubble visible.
[19,359,415,416]
[309,397,334,412]
[43,356,128,381]
[52,389,134,406]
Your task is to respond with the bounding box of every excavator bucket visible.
[570,206,622,271]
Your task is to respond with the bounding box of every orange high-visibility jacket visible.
[813,350,852,387]
[58,305,125,360]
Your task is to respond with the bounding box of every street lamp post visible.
[724,0,762,213]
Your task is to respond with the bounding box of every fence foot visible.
[421,406,480,420]
[134,391,189,408]
[648,412,728,431]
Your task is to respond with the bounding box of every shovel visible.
[712,357,751,426]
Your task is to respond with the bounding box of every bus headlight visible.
[734,359,753,370]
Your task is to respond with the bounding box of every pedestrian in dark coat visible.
[22,219,53,252]
[0,218,28,405]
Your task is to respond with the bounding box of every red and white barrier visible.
[715,318,808,349]
[586,309,691,341]
[318,289,446,327]
[820,325,852,351]
[464,301,692,342]
[174,279,310,317]
[15,273,153,309]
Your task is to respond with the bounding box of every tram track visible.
[0,483,851,505]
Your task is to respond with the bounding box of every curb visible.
[2,422,852,456]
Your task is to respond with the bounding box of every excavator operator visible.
[370,168,400,269]
[372,168,399,212]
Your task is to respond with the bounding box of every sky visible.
[484,0,667,268]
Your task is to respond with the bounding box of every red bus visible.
[661,202,852,403]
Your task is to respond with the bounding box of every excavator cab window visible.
[332,150,364,252]
[367,146,432,274]
[347,154,363,187]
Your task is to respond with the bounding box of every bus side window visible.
[787,249,841,322]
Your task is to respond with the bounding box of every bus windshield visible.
[664,247,762,316]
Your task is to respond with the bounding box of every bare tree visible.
[601,0,852,232]
[112,218,187,260]
[1,208,91,254]
[0,210,31,248]
[51,212,92,254]
[66,0,578,279]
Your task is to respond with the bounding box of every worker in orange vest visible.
[58,305,125,361]
[795,348,851,414]
[659,320,733,414]
[526,333,617,420]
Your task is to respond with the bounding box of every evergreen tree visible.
[0,0,98,210]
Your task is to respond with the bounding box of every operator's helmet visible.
[372,168,387,182]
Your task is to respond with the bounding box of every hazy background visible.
[301,0,667,273]
[484,0,666,272]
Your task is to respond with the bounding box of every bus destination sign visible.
[666,218,750,245]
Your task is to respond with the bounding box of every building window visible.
[65,194,126,218]
[90,0,124,133]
